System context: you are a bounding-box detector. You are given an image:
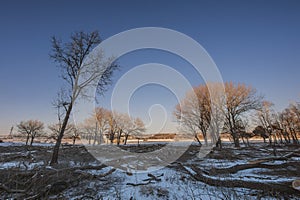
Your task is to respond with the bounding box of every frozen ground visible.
[0,142,300,199]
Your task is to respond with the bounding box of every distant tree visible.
[48,123,76,141]
[94,107,110,144]
[81,108,145,145]
[256,101,277,144]
[17,120,44,146]
[253,125,268,143]
[123,116,146,145]
[81,107,110,145]
[113,112,128,146]
[71,126,80,145]
[280,104,300,144]
[81,107,109,145]
[49,31,118,165]
[106,111,118,144]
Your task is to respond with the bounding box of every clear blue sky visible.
[0,0,300,135]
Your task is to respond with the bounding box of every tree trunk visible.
[30,136,34,146]
[194,134,202,146]
[216,137,222,149]
[137,138,140,147]
[93,132,97,145]
[241,136,246,146]
[233,135,240,147]
[26,134,30,145]
[116,130,122,146]
[50,102,73,166]
[124,134,129,145]
[109,130,114,144]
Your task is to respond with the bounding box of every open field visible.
[0,141,300,199]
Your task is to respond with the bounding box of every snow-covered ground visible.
[0,142,299,199]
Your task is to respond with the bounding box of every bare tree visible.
[253,125,268,143]
[174,85,210,145]
[106,111,118,144]
[48,123,76,142]
[123,116,146,145]
[256,101,276,144]
[175,82,260,148]
[81,108,145,145]
[49,31,118,165]
[113,112,127,146]
[81,107,110,145]
[174,83,225,147]
[17,120,44,146]
[206,83,226,148]
[113,112,146,146]
[280,104,300,144]
[223,82,262,147]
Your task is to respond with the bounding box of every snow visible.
[0,160,45,170]
[0,142,24,147]
[0,142,54,147]
[200,158,247,169]
[1,142,299,199]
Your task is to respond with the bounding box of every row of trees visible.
[174,82,300,147]
[81,107,145,145]
[254,101,300,145]
[16,108,145,146]
[17,120,44,146]
[16,120,80,146]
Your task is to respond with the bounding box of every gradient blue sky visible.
[0,0,300,135]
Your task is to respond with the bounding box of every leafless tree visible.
[17,120,44,146]
[256,101,277,144]
[174,83,226,147]
[49,31,118,165]
[279,103,300,144]
[81,108,145,145]
[113,112,128,146]
[175,82,261,148]
[253,125,268,143]
[49,123,80,145]
[106,111,118,144]
[223,82,262,147]
[81,107,110,145]
[174,85,211,145]
[48,123,76,142]
[122,116,145,145]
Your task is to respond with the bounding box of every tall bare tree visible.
[49,31,118,165]
[174,83,226,147]
[121,115,145,145]
[17,120,44,146]
[175,82,261,147]
[174,85,210,145]
[223,82,262,147]
[280,104,300,144]
[256,101,276,144]
[81,107,110,145]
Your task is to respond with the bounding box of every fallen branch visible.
[127,173,163,187]
[0,183,26,194]
[209,161,299,175]
[177,163,299,196]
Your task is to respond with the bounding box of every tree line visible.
[16,108,145,146]
[174,82,300,147]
